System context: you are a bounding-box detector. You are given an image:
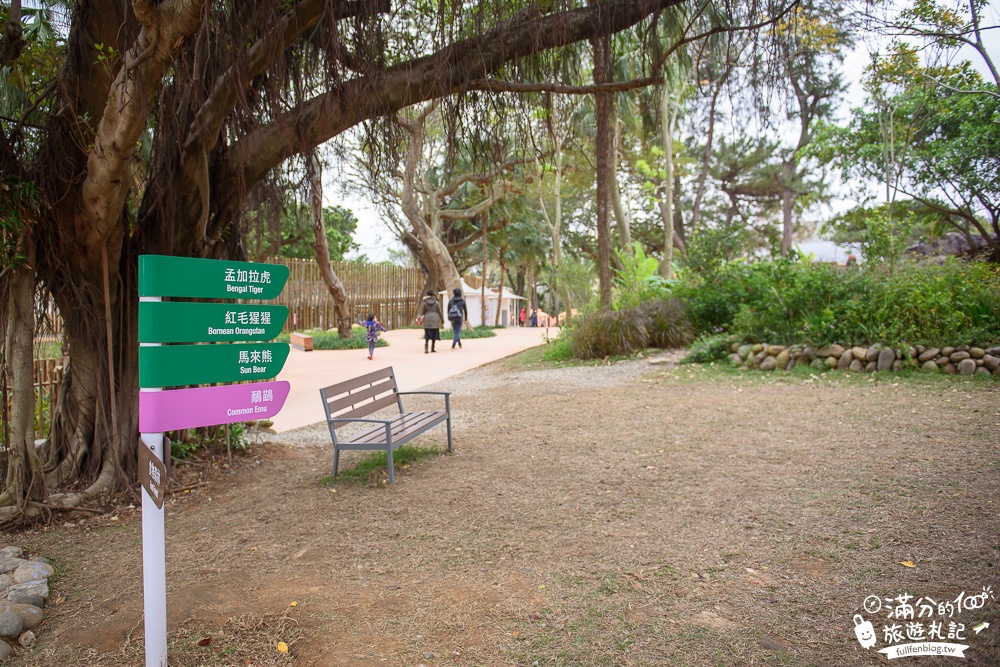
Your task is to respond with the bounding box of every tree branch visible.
[466,76,663,94]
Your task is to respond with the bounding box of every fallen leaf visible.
[899,561,916,568]
[197,637,212,647]
[289,601,297,607]
[759,636,787,652]
[277,641,289,654]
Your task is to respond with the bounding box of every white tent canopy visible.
[439,282,525,328]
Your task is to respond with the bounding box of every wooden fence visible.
[263,258,426,332]
[1,357,66,446]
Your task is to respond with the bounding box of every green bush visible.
[676,258,1000,347]
[687,333,735,363]
[276,327,386,350]
[639,298,696,348]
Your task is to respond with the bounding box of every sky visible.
[330,4,999,264]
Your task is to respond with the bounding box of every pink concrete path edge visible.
[270,326,554,433]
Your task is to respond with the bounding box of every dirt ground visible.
[8,354,1000,667]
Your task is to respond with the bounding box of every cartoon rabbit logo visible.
[854,614,877,649]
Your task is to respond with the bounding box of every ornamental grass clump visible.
[639,297,695,349]
[568,308,649,359]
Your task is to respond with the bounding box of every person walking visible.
[358,313,386,361]
[416,290,443,353]
[447,288,469,350]
[519,307,526,327]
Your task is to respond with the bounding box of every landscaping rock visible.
[838,350,853,370]
[918,348,940,363]
[737,344,754,360]
[866,346,881,362]
[0,550,21,561]
[849,359,864,372]
[800,346,814,362]
[824,356,838,369]
[904,346,917,360]
[950,351,971,363]
[775,349,790,370]
[3,605,42,631]
[865,361,877,372]
[752,344,763,353]
[976,359,984,367]
[994,367,1000,376]
[0,641,12,660]
[852,346,868,361]
[892,360,902,371]
[727,354,743,365]
[983,354,1000,371]
[942,346,955,357]
[5,581,48,603]
[730,342,741,353]
[0,576,12,596]
[942,363,957,375]
[957,344,970,352]
[11,562,53,585]
[957,359,977,376]
[17,630,34,648]
[976,367,992,376]
[759,356,777,371]
[877,348,896,371]
[987,346,1000,356]
[767,345,786,356]
[816,345,842,358]
[935,356,949,366]
[8,595,42,609]
[811,359,826,370]
[970,347,985,359]
[0,611,22,639]
[27,557,49,566]
[916,345,927,354]
[921,361,939,372]
[0,561,24,578]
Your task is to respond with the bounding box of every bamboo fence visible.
[1,357,66,446]
[262,258,426,332]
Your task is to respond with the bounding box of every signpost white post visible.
[139,295,168,667]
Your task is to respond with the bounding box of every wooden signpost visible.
[137,255,290,667]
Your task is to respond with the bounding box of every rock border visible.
[0,546,52,661]
[726,343,1000,377]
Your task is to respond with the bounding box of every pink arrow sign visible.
[139,381,290,433]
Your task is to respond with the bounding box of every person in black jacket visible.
[446,288,469,350]
[417,290,443,353]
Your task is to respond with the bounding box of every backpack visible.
[448,300,463,321]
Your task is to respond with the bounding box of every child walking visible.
[359,313,386,360]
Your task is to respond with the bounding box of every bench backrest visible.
[320,366,402,424]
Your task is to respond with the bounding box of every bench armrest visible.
[395,391,451,413]
[327,418,391,426]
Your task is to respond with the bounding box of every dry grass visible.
[9,358,1000,666]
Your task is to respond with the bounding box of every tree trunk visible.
[780,159,795,257]
[660,81,675,279]
[494,249,506,327]
[481,221,488,326]
[0,229,45,518]
[307,151,352,337]
[609,97,632,254]
[592,31,613,313]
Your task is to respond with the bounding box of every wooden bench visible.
[319,367,452,483]
[290,332,313,351]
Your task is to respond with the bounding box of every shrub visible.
[276,328,386,350]
[676,258,1000,347]
[639,297,695,348]
[568,308,649,359]
[686,333,734,363]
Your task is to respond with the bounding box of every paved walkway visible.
[271,326,554,432]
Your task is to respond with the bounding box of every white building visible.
[439,281,525,328]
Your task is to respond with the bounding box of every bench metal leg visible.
[386,446,395,484]
[446,415,453,452]
[332,446,340,478]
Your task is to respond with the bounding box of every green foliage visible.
[541,334,575,362]
[276,327,385,350]
[457,326,498,340]
[676,258,1000,346]
[686,333,734,363]
[613,242,670,309]
[323,445,441,485]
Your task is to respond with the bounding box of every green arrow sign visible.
[138,255,289,300]
[139,343,290,388]
[139,302,288,343]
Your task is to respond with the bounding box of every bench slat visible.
[324,379,397,416]
[320,367,395,397]
[341,411,448,446]
[335,393,399,421]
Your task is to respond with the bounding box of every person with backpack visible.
[447,288,469,350]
